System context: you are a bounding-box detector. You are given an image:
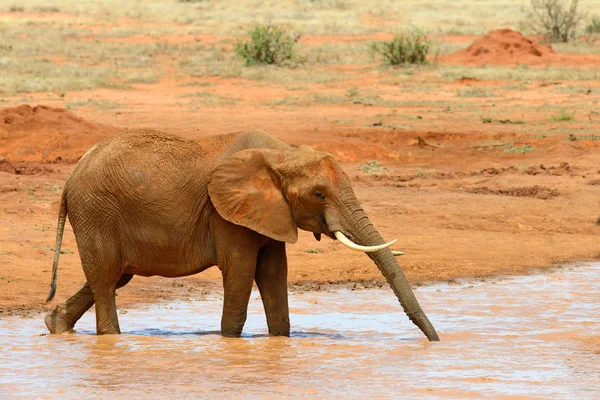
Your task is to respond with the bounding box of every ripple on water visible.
[0,264,599,399]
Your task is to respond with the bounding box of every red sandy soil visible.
[0,104,119,163]
[1,28,599,318]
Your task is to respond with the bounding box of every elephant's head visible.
[208,147,439,341]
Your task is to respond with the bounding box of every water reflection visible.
[0,264,598,398]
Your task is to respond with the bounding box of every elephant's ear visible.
[208,149,298,244]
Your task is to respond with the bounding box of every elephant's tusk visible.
[392,250,405,256]
[334,231,397,253]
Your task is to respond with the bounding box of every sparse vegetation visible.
[439,65,600,81]
[305,248,323,254]
[527,0,584,42]
[235,25,299,66]
[457,87,494,97]
[585,16,600,34]
[481,117,525,124]
[550,110,575,121]
[359,160,388,174]
[505,144,536,153]
[66,99,122,110]
[567,134,600,141]
[182,91,240,106]
[371,33,430,66]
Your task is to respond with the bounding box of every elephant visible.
[44,129,439,341]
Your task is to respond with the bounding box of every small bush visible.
[372,33,430,66]
[550,110,575,121]
[528,0,584,42]
[585,16,600,34]
[235,25,299,66]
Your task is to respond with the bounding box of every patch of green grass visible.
[505,144,535,153]
[549,110,575,121]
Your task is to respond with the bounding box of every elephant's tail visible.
[46,190,68,303]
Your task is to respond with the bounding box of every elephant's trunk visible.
[337,204,440,341]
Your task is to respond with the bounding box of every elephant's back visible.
[65,129,213,213]
[79,129,206,170]
[71,130,209,183]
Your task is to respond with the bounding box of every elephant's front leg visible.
[219,250,259,337]
[255,241,290,336]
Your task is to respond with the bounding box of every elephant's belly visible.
[121,239,217,278]
[124,260,216,278]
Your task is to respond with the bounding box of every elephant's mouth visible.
[320,219,402,255]
[314,229,336,241]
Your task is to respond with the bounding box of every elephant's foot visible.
[266,314,290,337]
[44,310,75,334]
[268,327,290,337]
[96,321,121,335]
[221,328,243,338]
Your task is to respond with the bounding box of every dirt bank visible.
[0,104,119,163]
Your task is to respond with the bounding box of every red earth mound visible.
[439,29,555,65]
[0,104,119,163]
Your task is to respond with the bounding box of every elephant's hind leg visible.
[89,272,134,335]
[44,274,133,334]
[45,283,94,334]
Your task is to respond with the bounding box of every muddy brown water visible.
[1,264,599,399]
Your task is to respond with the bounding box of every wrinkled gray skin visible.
[44,129,439,341]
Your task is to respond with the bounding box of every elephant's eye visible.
[315,191,326,200]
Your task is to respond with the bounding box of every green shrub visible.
[550,110,575,121]
[235,25,299,65]
[585,16,600,34]
[372,33,430,66]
